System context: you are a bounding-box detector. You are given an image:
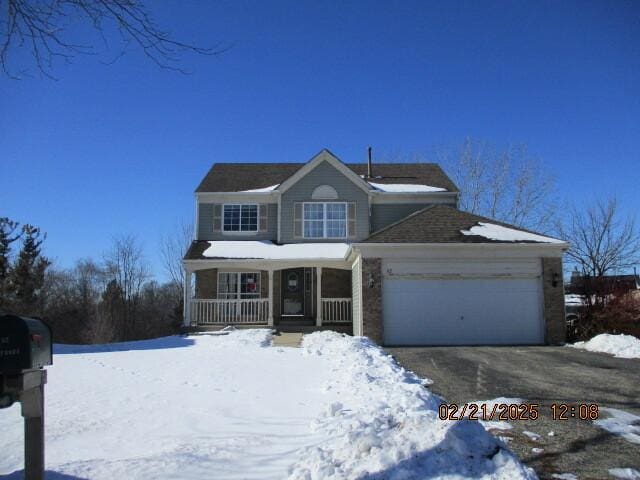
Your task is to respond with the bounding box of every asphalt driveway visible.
[386,346,640,480]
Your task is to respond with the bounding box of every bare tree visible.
[558,198,640,338]
[40,261,107,342]
[435,138,557,231]
[73,258,105,322]
[160,219,192,293]
[103,234,149,337]
[380,139,557,232]
[1,0,225,78]
[558,198,640,278]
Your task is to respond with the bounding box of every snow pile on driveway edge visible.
[569,334,640,359]
[289,331,537,480]
[595,408,640,445]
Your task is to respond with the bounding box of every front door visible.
[282,268,305,316]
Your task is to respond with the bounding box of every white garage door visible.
[382,260,544,346]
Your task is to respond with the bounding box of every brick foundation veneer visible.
[542,257,566,344]
[195,268,217,298]
[361,258,383,344]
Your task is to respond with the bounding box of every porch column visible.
[183,270,193,327]
[316,267,322,326]
[267,269,274,327]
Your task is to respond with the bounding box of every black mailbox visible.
[0,315,52,373]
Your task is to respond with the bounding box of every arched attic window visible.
[311,185,339,200]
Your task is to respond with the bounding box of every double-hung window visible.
[303,202,347,238]
[223,204,258,232]
[217,272,261,299]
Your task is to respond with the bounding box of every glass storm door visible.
[282,268,305,316]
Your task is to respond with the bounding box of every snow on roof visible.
[460,222,564,244]
[202,241,350,260]
[368,182,447,193]
[240,182,447,193]
[241,184,279,193]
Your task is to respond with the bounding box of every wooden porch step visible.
[275,324,353,334]
[277,319,315,327]
[272,332,304,348]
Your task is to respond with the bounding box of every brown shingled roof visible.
[195,162,458,193]
[184,241,211,260]
[363,205,560,244]
[348,163,458,192]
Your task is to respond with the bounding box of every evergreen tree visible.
[0,217,21,309]
[10,224,50,314]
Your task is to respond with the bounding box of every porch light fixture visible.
[368,272,375,288]
[552,272,559,288]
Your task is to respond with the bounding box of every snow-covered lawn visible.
[569,334,640,359]
[1,330,535,479]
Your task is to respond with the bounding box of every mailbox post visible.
[0,314,53,480]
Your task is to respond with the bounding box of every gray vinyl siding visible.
[280,160,370,243]
[371,204,435,233]
[197,203,278,241]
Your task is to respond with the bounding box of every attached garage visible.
[352,204,568,346]
[382,259,544,346]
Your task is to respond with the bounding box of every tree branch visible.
[1,0,227,78]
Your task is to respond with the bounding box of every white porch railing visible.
[321,298,352,323]
[190,298,269,325]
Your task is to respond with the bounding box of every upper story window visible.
[223,204,258,232]
[303,202,347,238]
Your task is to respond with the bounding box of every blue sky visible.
[1,0,638,280]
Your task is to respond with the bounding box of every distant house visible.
[183,149,568,346]
[564,271,640,326]
[567,271,640,297]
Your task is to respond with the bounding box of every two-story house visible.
[183,149,568,346]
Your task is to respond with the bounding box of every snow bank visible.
[369,182,447,193]
[609,468,640,480]
[460,222,564,244]
[1,329,537,479]
[290,331,536,479]
[203,241,350,260]
[569,334,640,359]
[594,407,640,445]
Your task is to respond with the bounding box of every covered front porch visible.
[183,263,353,328]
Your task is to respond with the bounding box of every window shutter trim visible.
[213,204,222,232]
[348,202,356,238]
[259,204,268,232]
[294,203,303,238]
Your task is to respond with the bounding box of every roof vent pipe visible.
[367,146,373,179]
